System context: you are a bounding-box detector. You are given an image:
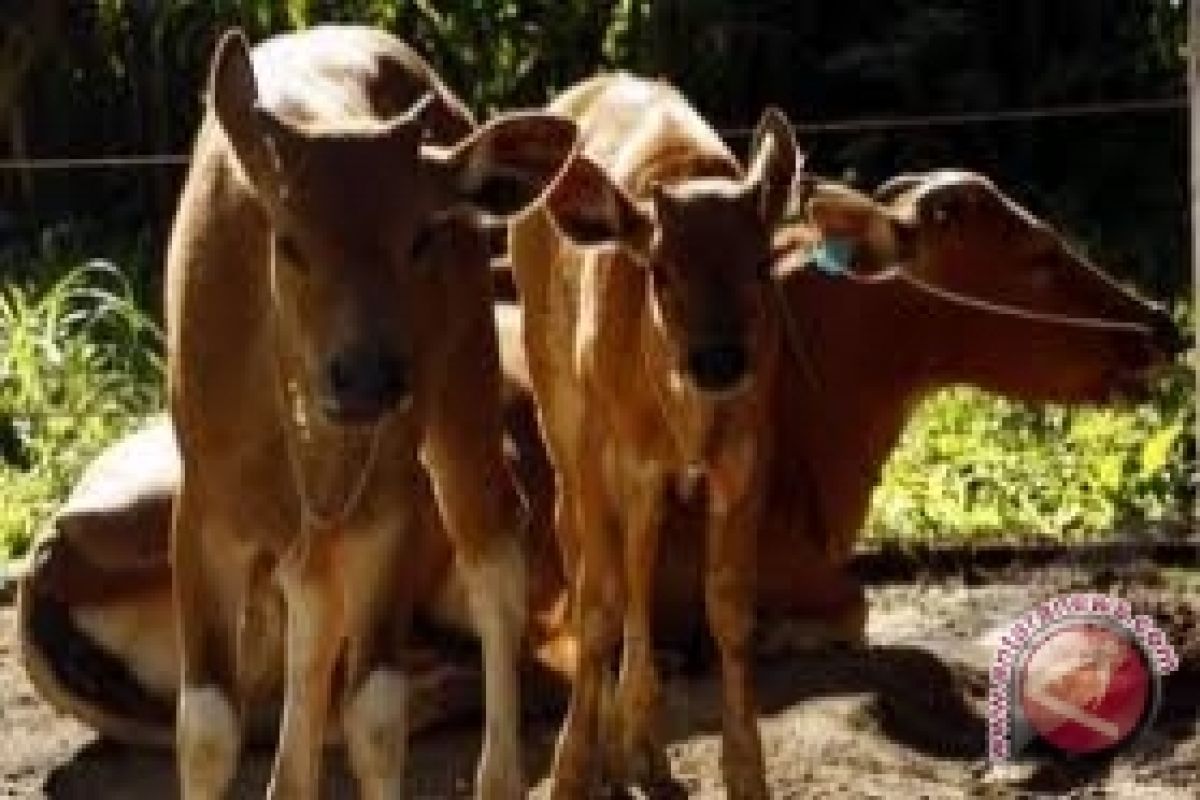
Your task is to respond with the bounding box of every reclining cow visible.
[157,25,583,799]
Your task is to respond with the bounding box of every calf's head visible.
[797,170,1184,403]
[209,31,578,424]
[545,108,799,395]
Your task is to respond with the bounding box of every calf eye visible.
[410,224,437,260]
[755,256,773,280]
[930,202,955,225]
[275,234,307,270]
[926,194,965,227]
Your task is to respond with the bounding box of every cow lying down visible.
[18,169,1182,749]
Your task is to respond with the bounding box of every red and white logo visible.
[987,593,1177,762]
[1018,622,1151,754]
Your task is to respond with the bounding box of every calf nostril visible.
[687,344,748,392]
[326,349,410,420]
[374,354,409,397]
[329,355,355,395]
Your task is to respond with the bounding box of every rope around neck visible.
[848,265,1154,337]
[769,249,1156,403]
[276,366,387,532]
[285,418,385,531]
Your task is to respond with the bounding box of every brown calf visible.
[507,74,798,798]
[166,26,578,798]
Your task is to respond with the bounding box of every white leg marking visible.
[344,669,409,800]
[177,686,240,800]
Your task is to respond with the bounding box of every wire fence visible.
[0,92,1192,431]
[0,95,1186,172]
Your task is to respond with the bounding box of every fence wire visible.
[0,96,1185,171]
[0,92,1190,431]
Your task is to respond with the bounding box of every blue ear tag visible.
[808,237,856,276]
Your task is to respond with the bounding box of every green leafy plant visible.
[868,359,1195,542]
[0,259,163,559]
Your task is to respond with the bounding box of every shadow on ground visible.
[37,574,1200,798]
[43,643,992,798]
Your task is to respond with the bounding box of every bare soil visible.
[2,560,1198,799]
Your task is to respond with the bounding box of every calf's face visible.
[650,180,772,393]
[545,108,799,395]
[209,31,578,425]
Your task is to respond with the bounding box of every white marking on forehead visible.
[256,64,364,123]
[610,76,663,106]
[253,32,390,127]
[670,176,744,199]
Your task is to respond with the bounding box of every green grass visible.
[0,259,163,560]
[0,256,1194,561]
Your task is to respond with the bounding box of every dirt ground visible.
[2,558,1198,799]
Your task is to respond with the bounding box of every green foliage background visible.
[0,1,1194,557]
[0,255,162,560]
[5,0,1188,296]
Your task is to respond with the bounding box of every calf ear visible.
[208,29,275,186]
[746,107,800,225]
[542,153,655,261]
[805,182,911,274]
[449,112,580,220]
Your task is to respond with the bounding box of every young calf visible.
[167,26,578,798]
[508,74,798,798]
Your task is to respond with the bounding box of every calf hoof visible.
[547,770,597,800]
[265,776,318,800]
[604,731,674,794]
[722,760,769,800]
[720,726,768,800]
[476,752,525,800]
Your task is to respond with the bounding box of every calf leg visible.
[174,493,243,800]
[707,496,768,800]
[464,531,526,799]
[549,455,622,799]
[341,509,416,800]
[267,534,344,800]
[609,469,671,789]
[423,305,530,799]
[422,463,526,800]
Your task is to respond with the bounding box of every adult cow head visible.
[208,31,579,424]
[794,169,1184,403]
[543,108,799,395]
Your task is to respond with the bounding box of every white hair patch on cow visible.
[177,686,240,797]
[344,668,409,793]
